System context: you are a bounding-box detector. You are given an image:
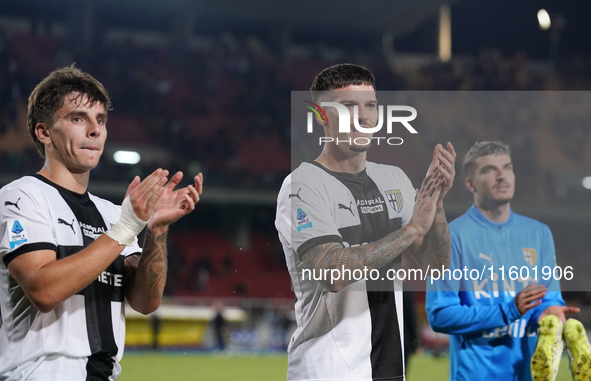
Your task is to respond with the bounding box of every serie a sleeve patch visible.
[7,218,28,249]
[295,208,313,232]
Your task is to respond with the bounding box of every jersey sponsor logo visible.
[384,189,403,212]
[289,188,302,200]
[4,197,22,210]
[482,318,536,339]
[473,275,529,299]
[356,197,384,207]
[58,218,76,234]
[523,248,537,266]
[8,219,27,249]
[98,270,123,287]
[296,208,313,232]
[80,222,106,240]
[360,204,383,214]
[355,198,385,214]
[338,201,355,216]
[473,251,523,299]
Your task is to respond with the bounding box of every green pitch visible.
[119,353,288,381]
[407,354,572,380]
[119,352,573,380]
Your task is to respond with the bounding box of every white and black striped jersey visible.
[275,161,416,381]
[0,175,141,380]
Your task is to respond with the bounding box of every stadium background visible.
[0,0,590,379]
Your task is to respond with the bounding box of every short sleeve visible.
[0,181,57,266]
[276,172,342,260]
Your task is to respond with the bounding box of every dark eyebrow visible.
[479,162,512,173]
[339,99,378,105]
[63,110,108,121]
[479,165,495,173]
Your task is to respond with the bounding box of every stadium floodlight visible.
[538,9,551,30]
[113,150,141,165]
[438,3,452,63]
[583,176,591,190]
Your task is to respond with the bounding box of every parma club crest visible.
[385,189,403,212]
[522,248,537,266]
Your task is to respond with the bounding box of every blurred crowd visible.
[1,26,591,316]
[1,28,591,201]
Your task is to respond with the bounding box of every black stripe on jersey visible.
[85,352,115,381]
[56,246,125,301]
[9,273,32,339]
[297,234,343,259]
[367,216,403,380]
[3,242,57,266]
[32,175,120,379]
[309,162,404,380]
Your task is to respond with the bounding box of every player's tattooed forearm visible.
[336,248,350,270]
[424,207,451,267]
[302,243,342,272]
[302,228,416,289]
[123,253,140,286]
[140,229,168,299]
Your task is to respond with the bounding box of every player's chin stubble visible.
[349,143,371,153]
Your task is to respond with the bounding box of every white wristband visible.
[106,197,148,246]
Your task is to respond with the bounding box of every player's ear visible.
[465,177,475,193]
[315,114,327,128]
[35,123,51,145]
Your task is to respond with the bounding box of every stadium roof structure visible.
[183,0,453,36]
[0,0,456,38]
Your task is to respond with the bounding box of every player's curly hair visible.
[27,65,112,158]
[310,63,375,103]
[462,140,511,177]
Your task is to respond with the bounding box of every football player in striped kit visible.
[0,66,203,380]
[276,63,456,380]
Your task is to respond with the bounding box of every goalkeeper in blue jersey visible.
[426,140,590,381]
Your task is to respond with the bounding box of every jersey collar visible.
[467,203,514,231]
[307,160,368,183]
[29,174,90,202]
